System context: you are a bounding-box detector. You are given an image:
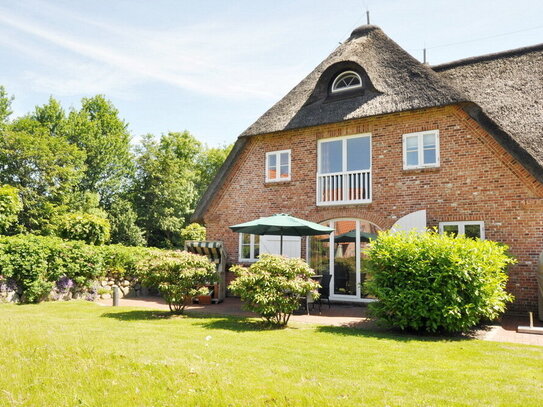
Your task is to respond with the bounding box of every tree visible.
[0,185,23,234]
[0,86,14,127]
[32,96,66,138]
[133,132,201,248]
[194,143,232,197]
[179,223,206,246]
[65,95,134,206]
[0,123,85,234]
[107,199,145,246]
[56,212,111,245]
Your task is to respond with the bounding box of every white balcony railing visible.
[316,170,371,205]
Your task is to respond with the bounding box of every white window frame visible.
[402,130,440,170]
[265,149,291,182]
[316,133,372,205]
[331,71,363,93]
[239,233,260,262]
[439,221,485,240]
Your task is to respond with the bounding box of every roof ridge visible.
[432,43,543,71]
[348,24,381,40]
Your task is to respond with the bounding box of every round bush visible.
[141,250,217,314]
[365,231,515,333]
[230,254,320,327]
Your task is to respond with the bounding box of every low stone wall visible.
[97,276,148,299]
[0,276,149,303]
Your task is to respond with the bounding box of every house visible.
[192,25,543,313]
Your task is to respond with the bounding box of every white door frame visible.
[327,219,376,303]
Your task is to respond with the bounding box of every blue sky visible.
[1,0,542,146]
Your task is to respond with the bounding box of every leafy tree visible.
[65,95,134,206]
[107,199,145,246]
[195,143,232,197]
[32,96,66,137]
[179,223,206,246]
[0,123,85,233]
[55,212,111,245]
[133,132,201,248]
[0,86,14,127]
[0,185,23,234]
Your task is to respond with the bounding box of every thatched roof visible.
[241,25,468,137]
[433,44,543,168]
[192,27,543,222]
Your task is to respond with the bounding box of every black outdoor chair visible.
[313,273,331,313]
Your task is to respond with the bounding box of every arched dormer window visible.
[331,71,362,93]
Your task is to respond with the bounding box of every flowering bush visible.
[141,250,217,314]
[230,255,320,327]
[365,231,515,333]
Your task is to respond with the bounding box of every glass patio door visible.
[331,219,359,298]
[309,218,379,301]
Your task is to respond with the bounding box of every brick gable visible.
[203,105,542,312]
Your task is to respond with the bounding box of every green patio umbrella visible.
[229,213,334,255]
[322,229,377,243]
[321,230,377,243]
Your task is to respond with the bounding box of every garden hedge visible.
[0,234,215,305]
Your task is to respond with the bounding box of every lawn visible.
[0,302,542,406]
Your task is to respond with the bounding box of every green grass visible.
[0,302,542,406]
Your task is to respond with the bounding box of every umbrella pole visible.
[280,234,283,256]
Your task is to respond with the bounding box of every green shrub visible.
[180,223,206,245]
[56,212,111,245]
[141,250,217,314]
[49,239,105,289]
[0,235,105,303]
[365,231,515,333]
[100,244,149,282]
[0,185,22,234]
[0,235,53,303]
[230,255,320,327]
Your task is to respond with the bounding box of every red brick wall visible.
[203,105,543,313]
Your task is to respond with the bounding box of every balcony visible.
[316,169,371,205]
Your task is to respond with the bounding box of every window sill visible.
[264,180,292,187]
[316,200,372,207]
[402,165,440,173]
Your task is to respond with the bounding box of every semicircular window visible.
[331,71,362,93]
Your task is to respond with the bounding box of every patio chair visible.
[313,273,331,313]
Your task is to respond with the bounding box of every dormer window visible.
[331,71,362,93]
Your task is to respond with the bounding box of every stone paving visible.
[96,296,543,346]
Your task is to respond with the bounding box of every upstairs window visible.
[331,71,362,93]
[317,134,372,205]
[266,150,291,182]
[403,130,440,169]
